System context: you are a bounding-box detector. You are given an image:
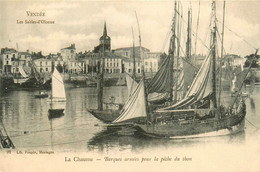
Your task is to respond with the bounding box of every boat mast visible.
[131,26,136,80]
[194,0,200,55]
[169,1,177,102]
[135,11,149,121]
[186,8,192,61]
[218,1,225,107]
[211,0,217,108]
[174,1,182,103]
[97,22,106,110]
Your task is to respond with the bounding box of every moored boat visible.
[48,68,66,118]
[114,1,256,139]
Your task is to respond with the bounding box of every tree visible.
[244,54,260,68]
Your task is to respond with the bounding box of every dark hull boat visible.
[48,109,64,119]
[135,105,246,139]
[111,1,256,140]
[87,109,121,123]
[35,94,48,98]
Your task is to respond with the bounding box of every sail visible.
[125,74,138,97]
[113,78,147,123]
[173,69,184,101]
[51,68,66,101]
[147,55,172,93]
[157,52,213,111]
[19,66,28,78]
[182,59,198,95]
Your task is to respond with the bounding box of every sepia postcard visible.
[0,0,260,171]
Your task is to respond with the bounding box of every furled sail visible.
[113,78,147,123]
[125,74,138,97]
[147,55,172,93]
[157,52,213,111]
[173,69,184,101]
[182,59,198,95]
[51,68,66,101]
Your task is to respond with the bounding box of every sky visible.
[0,0,259,57]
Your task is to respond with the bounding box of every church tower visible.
[99,21,111,52]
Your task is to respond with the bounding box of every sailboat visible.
[13,66,30,85]
[88,24,140,123]
[48,68,66,117]
[114,1,254,139]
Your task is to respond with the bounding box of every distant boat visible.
[35,91,48,98]
[48,68,66,117]
[13,66,30,84]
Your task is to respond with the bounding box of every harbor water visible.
[0,85,260,165]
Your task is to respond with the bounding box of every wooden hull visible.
[88,109,121,123]
[48,109,64,119]
[135,109,246,139]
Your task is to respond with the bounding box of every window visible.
[6,61,8,65]
[145,62,148,65]
[138,69,140,73]
[40,62,42,66]
[46,68,48,72]
[40,68,43,73]
[46,62,48,65]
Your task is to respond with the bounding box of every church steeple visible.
[99,21,111,52]
[103,21,107,37]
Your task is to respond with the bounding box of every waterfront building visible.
[104,52,123,73]
[61,44,76,62]
[67,59,85,74]
[12,51,32,74]
[0,48,18,74]
[113,46,150,59]
[123,57,142,75]
[144,52,160,74]
[78,51,100,74]
[33,58,52,73]
[225,54,246,69]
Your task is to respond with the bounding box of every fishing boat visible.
[0,124,15,149]
[114,1,256,139]
[48,68,66,117]
[35,91,48,98]
[88,23,134,123]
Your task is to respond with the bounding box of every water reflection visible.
[249,98,256,115]
[0,85,259,153]
[88,129,246,153]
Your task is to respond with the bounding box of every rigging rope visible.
[175,10,210,51]
[245,118,259,130]
[216,20,258,51]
